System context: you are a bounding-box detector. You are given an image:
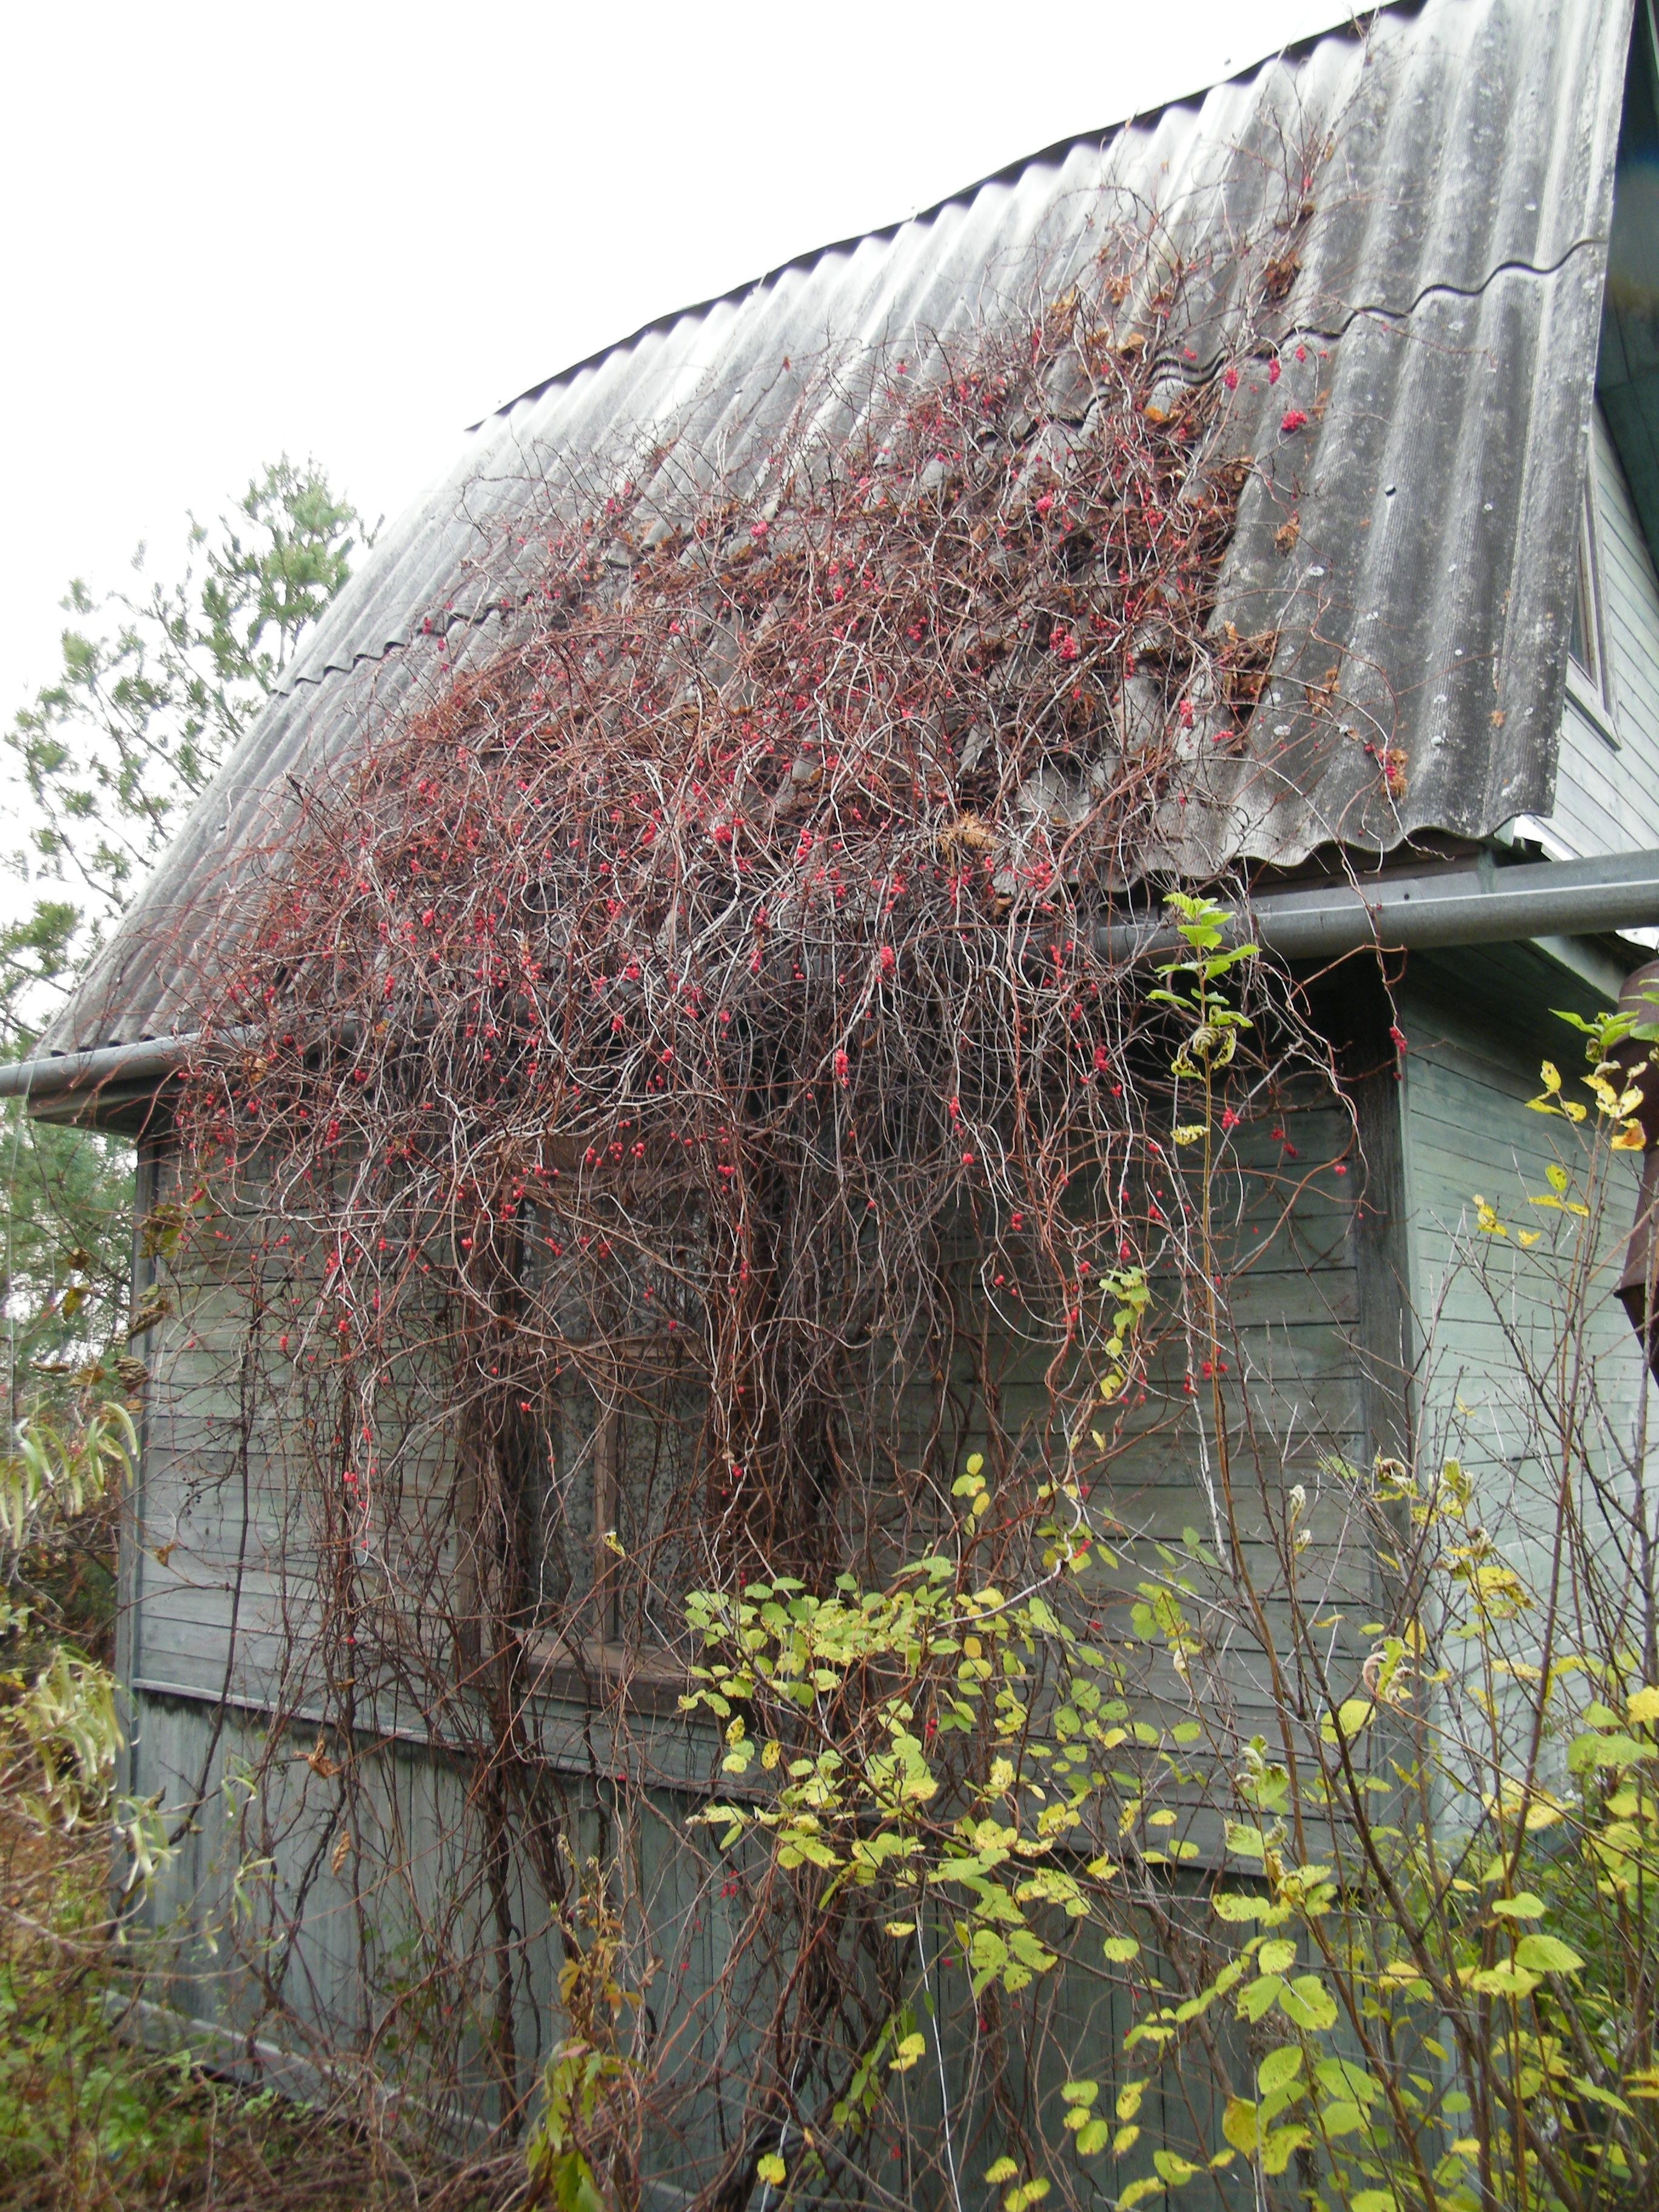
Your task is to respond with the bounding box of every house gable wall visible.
[116,1064,1391,2150]
[1399,951,1647,1650]
[1533,404,1659,858]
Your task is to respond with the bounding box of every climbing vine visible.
[124,154,1432,2207]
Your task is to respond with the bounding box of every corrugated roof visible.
[45,0,1635,1054]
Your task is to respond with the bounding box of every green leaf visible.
[1008,1928,1057,1974]
[1102,1936,1140,1962]
[1315,2058,1381,2105]
[1277,1974,1338,2031]
[1514,1934,1584,1974]
[1258,2045,1302,2096]
[548,2150,608,2212]
[1570,1729,1654,1771]
[1319,2099,1365,2136]
[1572,2076,1633,2117]
[1238,1974,1282,2023]
[1256,1939,1298,1976]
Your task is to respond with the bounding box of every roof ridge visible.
[467,3,1395,434]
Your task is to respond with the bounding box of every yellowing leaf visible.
[1327,1697,1374,1742]
[890,2031,927,2071]
[1379,1963,1424,1996]
[757,2154,786,2186]
[1153,2150,1200,2183]
[1469,1961,1541,2000]
[1212,1891,1264,1922]
[1222,2096,1258,2154]
[1260,2125,1312,2176]
[1629,1686,1659,1724]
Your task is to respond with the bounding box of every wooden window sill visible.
[519,1631,692,1716]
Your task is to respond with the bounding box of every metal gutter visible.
[7,847,1659,1107]
[1095,846,1659,964]
[0,1031,212,1105]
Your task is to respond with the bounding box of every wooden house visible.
[13,0,1659,2196]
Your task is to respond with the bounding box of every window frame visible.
[521,1344,710,1700]
[1566,461,1620,748]
[494,1169,716,1674]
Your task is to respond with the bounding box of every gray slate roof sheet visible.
[45,0,1634,1054]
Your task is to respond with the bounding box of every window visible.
[512,1195,714,1677]
[1568,471,1617,731]
[532,1356,710,1658]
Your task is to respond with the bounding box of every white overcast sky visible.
[3,0,1350,711]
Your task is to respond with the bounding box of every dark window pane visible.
[1570,488,1601,689]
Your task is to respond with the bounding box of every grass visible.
[0,1809,514,2212]
[2,1440,519,2210]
